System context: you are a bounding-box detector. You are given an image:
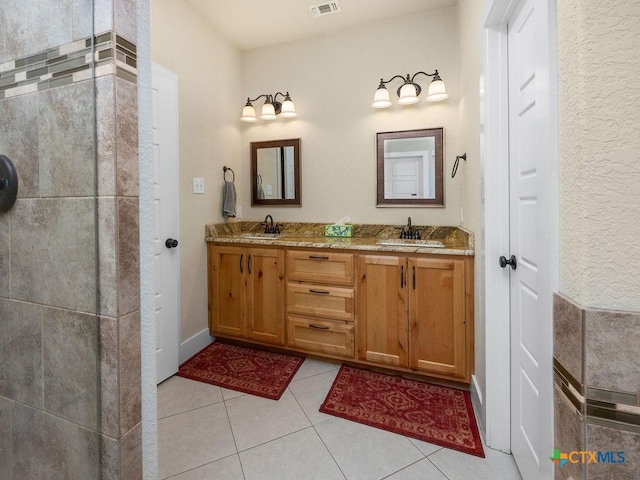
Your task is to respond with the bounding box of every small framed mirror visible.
[251,138,301,206]
[376,128,444,207]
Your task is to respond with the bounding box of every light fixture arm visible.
[378,74,408,87]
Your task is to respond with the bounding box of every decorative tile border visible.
[0,32,137,100]
[554,294,640,433]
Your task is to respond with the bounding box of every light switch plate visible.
[192,177,205,194]
[236,205,243,218]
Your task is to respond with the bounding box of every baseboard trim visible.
[471,374,483,407]
[179,328,214,364]
[470,374,486,442]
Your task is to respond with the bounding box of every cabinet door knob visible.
[165,238,178,248]
[499,255,517,270]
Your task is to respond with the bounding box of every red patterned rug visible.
[320,366,485,457]
[177,342,304,400]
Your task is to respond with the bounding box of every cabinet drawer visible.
[286,250,354,286]
[287,283,354,322]
[287,316,355,358]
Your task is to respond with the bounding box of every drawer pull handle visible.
[400,265,404,288]
[309,289,330,295]
[308,255,330,260]
[309,323,330,330]
[240,254,243,273]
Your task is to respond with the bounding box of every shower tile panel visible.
[43,308,99,429]
[38,81,96,197]
[120,422,143,478]
[0,216,8,296]
[3,0,73,64]
[98,197,118,317]
[119,311,142,434]
[554,385,585,480]
[585,308,640,395]
[116,77,139,197]
[11,403,100,480]
[0,397,10,478]
[117,198,140,316]
[100,316,120,438]
[115,0,137,45]
[96,76,117,197]
[0,93,39,198]
[586,422,640,480]
[0,300,43,408]
[10,199,97,313]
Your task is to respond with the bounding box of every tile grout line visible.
[162,452,240,480]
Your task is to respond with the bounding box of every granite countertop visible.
[205,222,475,256]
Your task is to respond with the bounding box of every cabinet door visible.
[246,248,285,345]
[357,255,408,367]
[210,245,246,337]
[409,257,466,378]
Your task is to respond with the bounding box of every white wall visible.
[557,0,640,311]
[151,0,242,341]
[241,8,462,226]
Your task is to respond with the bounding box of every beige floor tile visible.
[428,445,522,480]
[157,376,223,419]
[292,358,340,381]
[407,437,443,457]
[169,454,244,480]
[289,368,339,425]
[158,403,236,479]
[221,387,246,401]
[315,417,424,480]
[240,427,345,480]
[384,458,448,480]
[225,389,311,451]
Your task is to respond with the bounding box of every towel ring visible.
[223,166,235,183]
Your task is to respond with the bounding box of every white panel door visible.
[384,155,424,198]
[152,63,180,384]
[507,0,554,478]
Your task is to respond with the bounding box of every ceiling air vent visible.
[309,1,342,17]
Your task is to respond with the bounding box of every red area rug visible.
[177,342,304,400]
[320,366,485,457]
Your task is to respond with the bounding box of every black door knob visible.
[499,255,517,270]
[165,238,178,249]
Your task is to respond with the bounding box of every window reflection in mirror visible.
[251,138,301,206]
[376,128,444,207]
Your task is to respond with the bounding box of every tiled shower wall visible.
[0,0,141,478]
[554,294,640,480]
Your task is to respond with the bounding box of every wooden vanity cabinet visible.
[357,254,471,381]
[208,244,285,345]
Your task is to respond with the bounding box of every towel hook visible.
[223,166,235,183]
[451,153,466,178]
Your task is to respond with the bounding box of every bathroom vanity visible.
[206,222,474,384]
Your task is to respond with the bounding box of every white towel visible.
[223,181,236,217]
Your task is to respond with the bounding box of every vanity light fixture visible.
[372,70,449,108]
[241,91,297,122]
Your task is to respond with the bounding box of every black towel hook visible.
[451,153,467,178]
[223,166,235,183]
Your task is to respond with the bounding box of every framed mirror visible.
[376,128,444,207]
[251,138,301,206]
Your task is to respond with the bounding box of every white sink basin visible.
[239,233,281,240]
[377,239,444,248]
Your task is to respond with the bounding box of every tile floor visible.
[157,358,523,480]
